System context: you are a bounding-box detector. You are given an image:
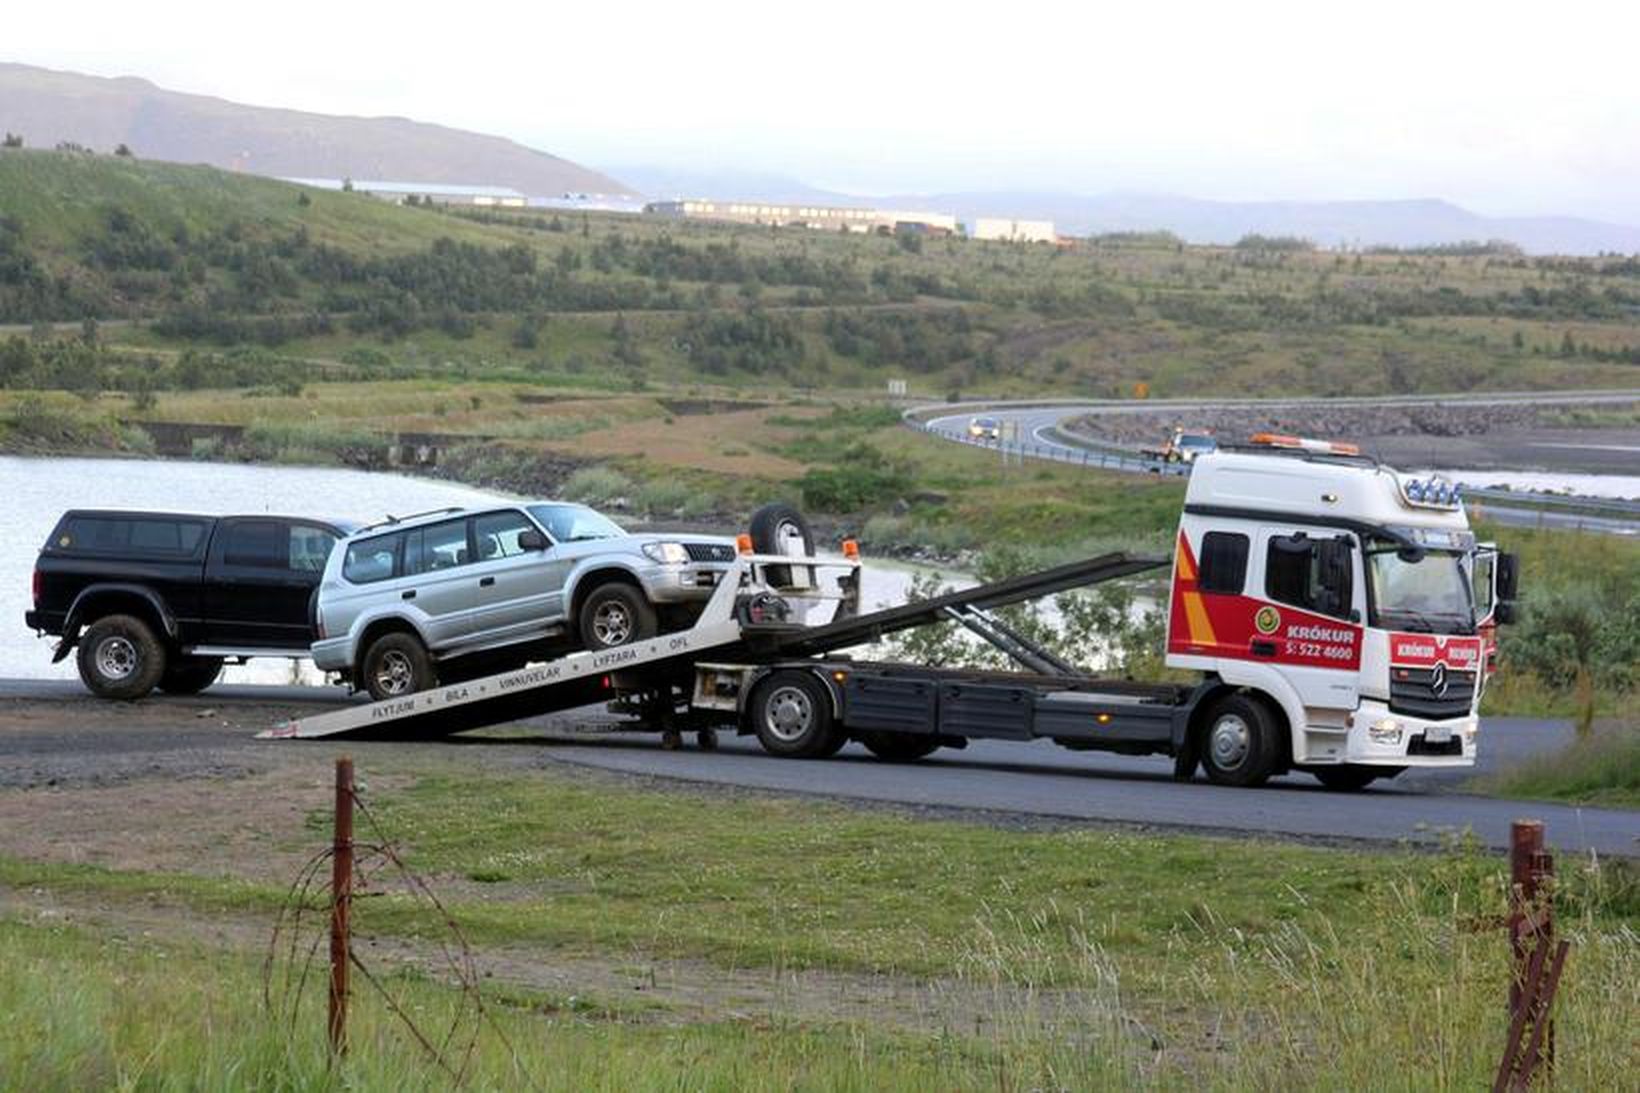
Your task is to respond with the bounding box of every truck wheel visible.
[749,671,840,758]
[1312,765,1383,792]
[361,632,436,701]
[158,656,224,695]
[578,583,657,651]
[77,614,166,700]
[857,730,941,763]
[1199,694,1280,787]
[748,502,814,589]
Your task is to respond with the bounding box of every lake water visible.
[0,455,945,685]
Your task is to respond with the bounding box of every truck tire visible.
[361,631,436,701]
[1199,694,1281,787]
[76,614,166,700]
[578,582,657,651]
[748,502,814,589]
[857,730,941,763]
[748,670,840,758]
[158,656,224,695]
[1312,764,1388,792]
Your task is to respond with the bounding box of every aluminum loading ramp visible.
[260,550,1165,741]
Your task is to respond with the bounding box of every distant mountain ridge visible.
[611,167,1640,256]
[0,62,633,198]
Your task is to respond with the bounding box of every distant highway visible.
[918,394,1640,536]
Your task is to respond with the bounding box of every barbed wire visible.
[263,776,544,1090]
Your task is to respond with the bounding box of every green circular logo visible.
[1254,606,1281,634]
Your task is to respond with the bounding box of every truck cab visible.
[1165,440,1517,787]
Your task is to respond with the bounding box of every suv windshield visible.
[1366,544,1474,634]
[527,503,625,543]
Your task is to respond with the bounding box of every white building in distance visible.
[646,199,957,235]
[973,217,1056,243]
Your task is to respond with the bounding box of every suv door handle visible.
[402,590,416,601]
[479,576,496,588]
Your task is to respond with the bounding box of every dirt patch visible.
[551,406,812,478]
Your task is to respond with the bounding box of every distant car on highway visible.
[1142,428,1217,464]
[26,510,355,699]
[968,416,1002,441]
[310,502,739,700]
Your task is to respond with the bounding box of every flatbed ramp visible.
[260,551,1165,741]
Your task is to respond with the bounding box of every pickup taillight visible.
[31,567,42,608]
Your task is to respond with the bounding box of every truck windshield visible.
[1366,546,1474,634]
[527,503,625,542]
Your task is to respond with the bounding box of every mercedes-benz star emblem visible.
[1430,663,1449,698]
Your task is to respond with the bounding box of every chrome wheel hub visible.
[593,601,632,646]
[96,637,138,680]
[1209,714,1251,770]
[764,685,813,742]
[375,650,415,696]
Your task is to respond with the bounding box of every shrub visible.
[560,466,632,506]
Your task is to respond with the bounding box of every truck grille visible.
[1389,666,1476,720]
[684,543,736,563]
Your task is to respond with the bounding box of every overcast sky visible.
[9,0,1640,222]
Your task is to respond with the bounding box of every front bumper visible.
[637,563,731,603]
[1339,698,1478,767]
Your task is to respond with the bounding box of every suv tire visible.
[361,631,436,701]
[1199,693,1281,787]
[578,583,656,651]
[749,670,841,758]
[158,656,224,696]
[77,614,166,700]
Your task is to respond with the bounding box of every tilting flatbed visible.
[260,550,1183,758]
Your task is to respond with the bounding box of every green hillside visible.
[2,146,1639,398]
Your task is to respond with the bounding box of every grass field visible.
[1,764,1635,1088]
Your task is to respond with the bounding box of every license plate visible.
[1424,725,1452,744]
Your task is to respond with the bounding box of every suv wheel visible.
[578,583,656,651]
[361,631,436,701]
[77,614,166,700]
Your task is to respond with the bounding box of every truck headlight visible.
[642,542,689,565]
[1367,718,1403,745]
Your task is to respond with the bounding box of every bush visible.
[560,466,632,506]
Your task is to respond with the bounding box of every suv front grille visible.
[684,542,736,563]
[1389,666,1476,720]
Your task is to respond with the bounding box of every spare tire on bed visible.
[748,502,815,589]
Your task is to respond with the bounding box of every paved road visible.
[4,679,1627,857]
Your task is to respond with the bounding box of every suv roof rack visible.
[356,506,467,534]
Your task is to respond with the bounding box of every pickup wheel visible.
[77,614,166,700]
[857,730,941,763]
[158,656,224,695]
[1199,694,1281,787]
[749,670,841,758]
[578,583,656,651]
[360,632,436,701]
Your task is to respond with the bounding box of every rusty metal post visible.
[329,757,354,1058]
[1507,820,1544,1017]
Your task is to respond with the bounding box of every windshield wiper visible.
[1389,609,1435,632]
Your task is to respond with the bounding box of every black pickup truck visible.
[26,510,357,699]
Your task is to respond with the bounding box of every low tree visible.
[1,133,22,149]
[114,143,133,157]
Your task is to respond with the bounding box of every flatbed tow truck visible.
[264,438,1517,790]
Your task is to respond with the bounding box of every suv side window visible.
[473,510,535,562]
[1265,533,1353,619]
[408,519,471,574]
[1198,532,1249,594]
[343,532,402,584]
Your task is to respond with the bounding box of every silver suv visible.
[311,502,737,699]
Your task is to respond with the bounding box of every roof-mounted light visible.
[1249,432,1361,456]
[1398,473,1463,511]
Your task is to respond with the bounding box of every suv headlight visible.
[642,542,689,565]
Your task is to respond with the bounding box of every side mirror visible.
[518,529,548,551]
[1494,601,1517,626]
[1496,552,1519,602]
